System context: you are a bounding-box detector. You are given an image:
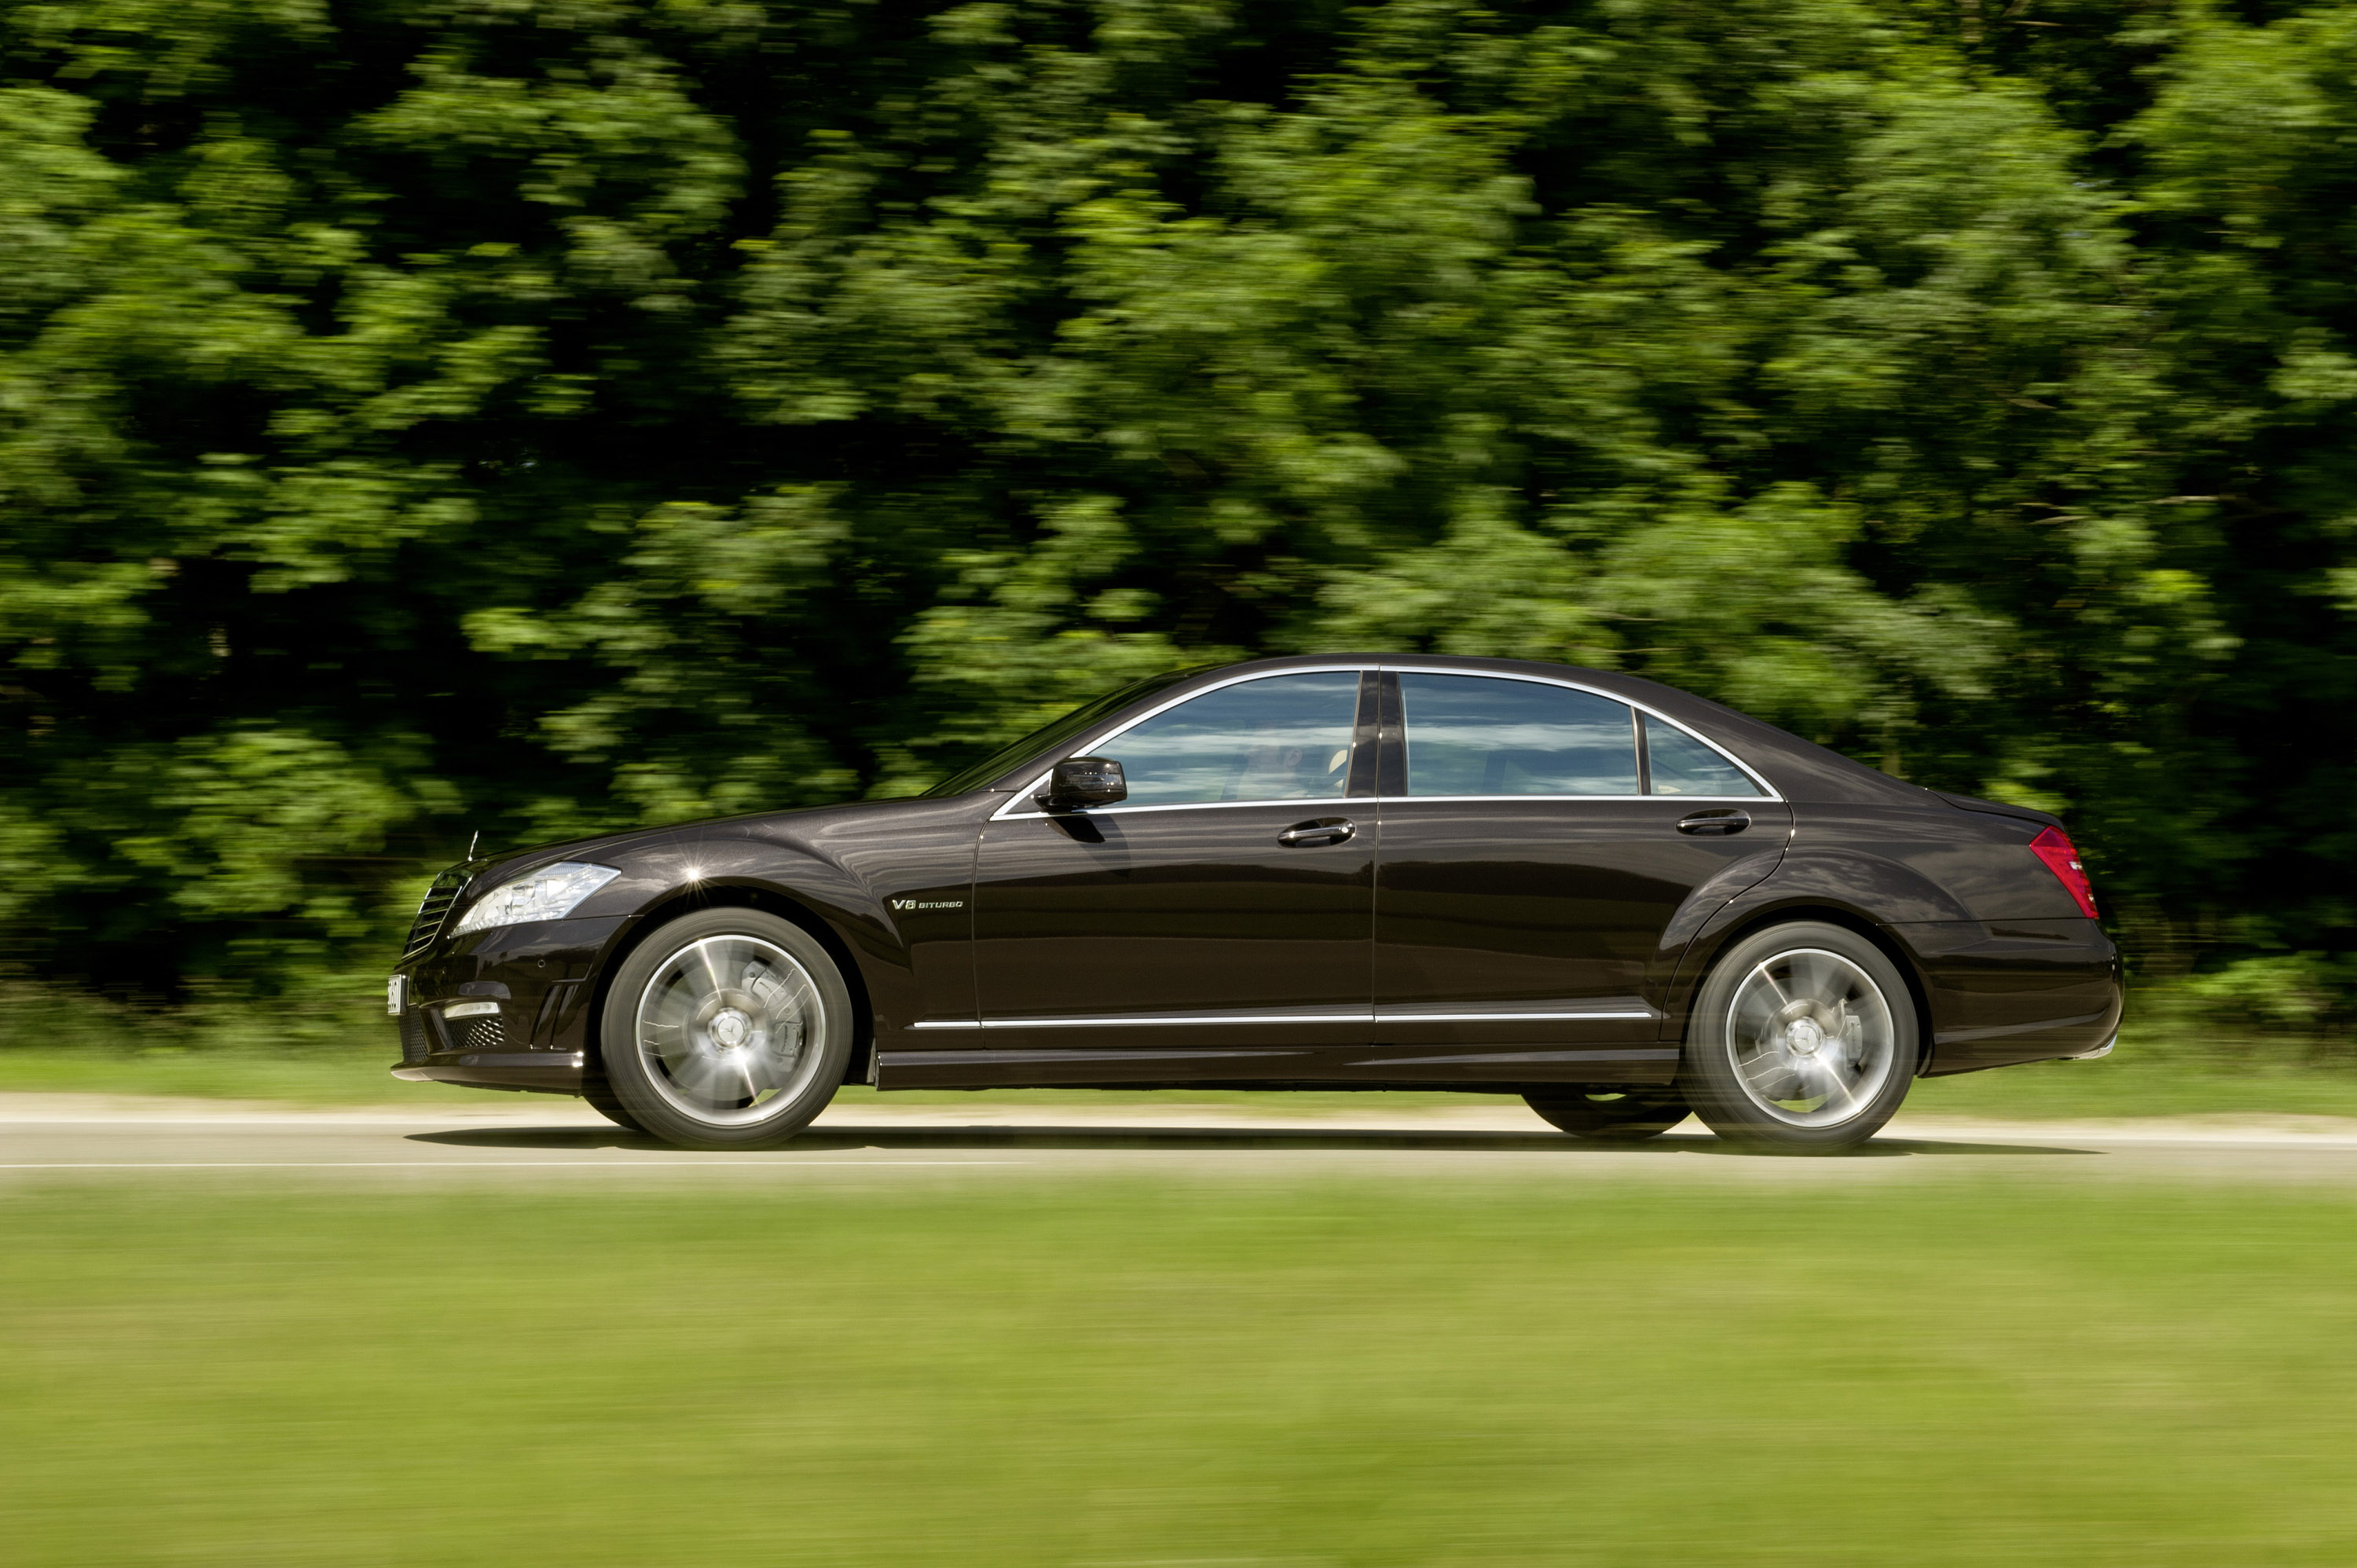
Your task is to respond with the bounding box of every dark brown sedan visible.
[386,656,2121,1152]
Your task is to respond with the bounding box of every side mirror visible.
[1039,757,1127,811]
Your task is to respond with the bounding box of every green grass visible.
[1906,1047,2357,1119]
[0,1045,492,1105]
[7,1177,2357,1565]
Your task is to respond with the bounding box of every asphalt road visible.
[9,1094,2357,1186]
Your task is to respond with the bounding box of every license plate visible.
[386,975,407,1017]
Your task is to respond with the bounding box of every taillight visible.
[2029,826,2099,918]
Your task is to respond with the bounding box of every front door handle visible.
[1278,817,1355,847]
[1677,810,1750,836]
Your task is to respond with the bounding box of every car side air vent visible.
[401,869,470,961]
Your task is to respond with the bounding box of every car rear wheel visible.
[1678,921,1916,1154]
[596,908,854,1151]
[1523,1089,1688,1141]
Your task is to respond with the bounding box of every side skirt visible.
[874,1044,1678,1091]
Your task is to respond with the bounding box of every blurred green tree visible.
[0,0,2347,1004]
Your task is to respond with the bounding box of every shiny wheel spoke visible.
[1725,948,1897,1129]
[635,934,826,1126]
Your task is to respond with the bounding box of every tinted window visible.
[922,669,1204,796]
[1398,674,1637,796]
[1643,715,1765,797]
[1098,672,1362,805]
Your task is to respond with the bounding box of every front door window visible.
[1101,671,1362,805]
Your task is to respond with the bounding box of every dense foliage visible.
[0,0,2350,1006]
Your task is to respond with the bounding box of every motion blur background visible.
[9,8,2357,1566]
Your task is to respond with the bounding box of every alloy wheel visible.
[632,934,828,1127]
[1722,947,1898,1128]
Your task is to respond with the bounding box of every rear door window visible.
[1397,674,1639,796]
[1641,715,1765,797]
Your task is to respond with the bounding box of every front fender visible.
[580,838,919,1063]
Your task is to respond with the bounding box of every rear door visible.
[1372,669,1791,1072]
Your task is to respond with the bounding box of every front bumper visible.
[392,1052,586,1096]
[388,914,627,1097]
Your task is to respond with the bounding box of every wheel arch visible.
[585,880,878,1089]
[1673,902,1938,1076]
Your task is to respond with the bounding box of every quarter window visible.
[1398,674,1638,796]
[1642,715,1765,797]
[1096,672,1362,806]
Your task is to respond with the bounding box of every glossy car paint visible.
[387,654,2122,1101]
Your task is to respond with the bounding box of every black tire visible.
[1523,1089,1688,1141]
[596,908,854,1151]
[1677,921,1918,1154]
[580,1075,647,1134]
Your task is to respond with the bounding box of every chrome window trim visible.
[999,790,1769,823]
[1386,664,1783,802]
[988,662,1780,821]
[1369,793,1765,806]
[989,664,1373,822]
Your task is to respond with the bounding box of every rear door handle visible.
[1677,811,1750,836]
[1278,818,1355,847]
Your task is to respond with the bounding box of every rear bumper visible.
[391,1051,586,1096]
[1898,916,2124,1075]
[2064,1030,2118,1061]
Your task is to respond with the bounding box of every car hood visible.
[458,796,934,888]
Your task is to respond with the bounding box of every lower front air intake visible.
[398,1010,432,1064]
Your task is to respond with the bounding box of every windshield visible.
[921,669,1207,797]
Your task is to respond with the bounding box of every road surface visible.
[8,1093,2357,1186]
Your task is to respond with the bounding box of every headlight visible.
[449,862,621,937]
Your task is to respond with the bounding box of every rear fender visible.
[1643,845,1791,1007]
[1655,848,1965,1049]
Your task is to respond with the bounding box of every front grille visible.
[459,1017,505,1053]
[400,867,470,961]
[398,1010,432,1064]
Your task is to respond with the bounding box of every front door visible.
[1371,669,1791,1080]
[959,669,1378,1083]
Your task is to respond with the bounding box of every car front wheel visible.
[596,908,855,1151]
[1678,921,1917,1154]
[580,1075,647,1134]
